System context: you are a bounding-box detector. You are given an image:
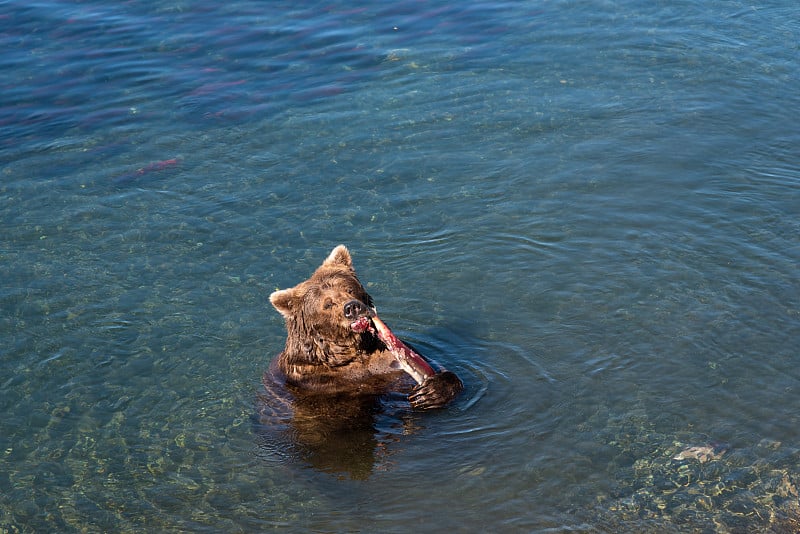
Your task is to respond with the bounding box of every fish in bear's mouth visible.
[348,310,434,385]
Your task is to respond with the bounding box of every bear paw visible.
[408,371,463,410]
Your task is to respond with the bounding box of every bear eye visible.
[323,299,334,310]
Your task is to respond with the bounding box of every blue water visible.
[2,0,799,531]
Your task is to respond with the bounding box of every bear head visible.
[270,245,382,371]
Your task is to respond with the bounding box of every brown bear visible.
[265,245,463,410]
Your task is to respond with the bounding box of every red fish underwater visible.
[113,158,180,184]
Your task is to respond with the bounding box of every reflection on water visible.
[2,0,799,531]
[254,375,423,481]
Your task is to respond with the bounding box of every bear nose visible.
[343,299,369,319]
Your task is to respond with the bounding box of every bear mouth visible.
[345,299,376,333]
[350,315,373,333]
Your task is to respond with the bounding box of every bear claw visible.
[409,371,464,410]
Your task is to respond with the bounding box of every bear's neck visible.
[280,322,383,369]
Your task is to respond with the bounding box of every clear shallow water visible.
[2,0,799,531]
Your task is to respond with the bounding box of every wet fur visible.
[267,245,462,408]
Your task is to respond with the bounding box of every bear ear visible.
[322,244,353,270]
[269,288,297,317]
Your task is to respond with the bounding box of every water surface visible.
[2,0,799,531]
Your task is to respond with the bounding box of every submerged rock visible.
[672,444,727,463]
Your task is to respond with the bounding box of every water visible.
[2,0,799,531]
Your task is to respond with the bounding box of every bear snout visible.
[343,299,372,320]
